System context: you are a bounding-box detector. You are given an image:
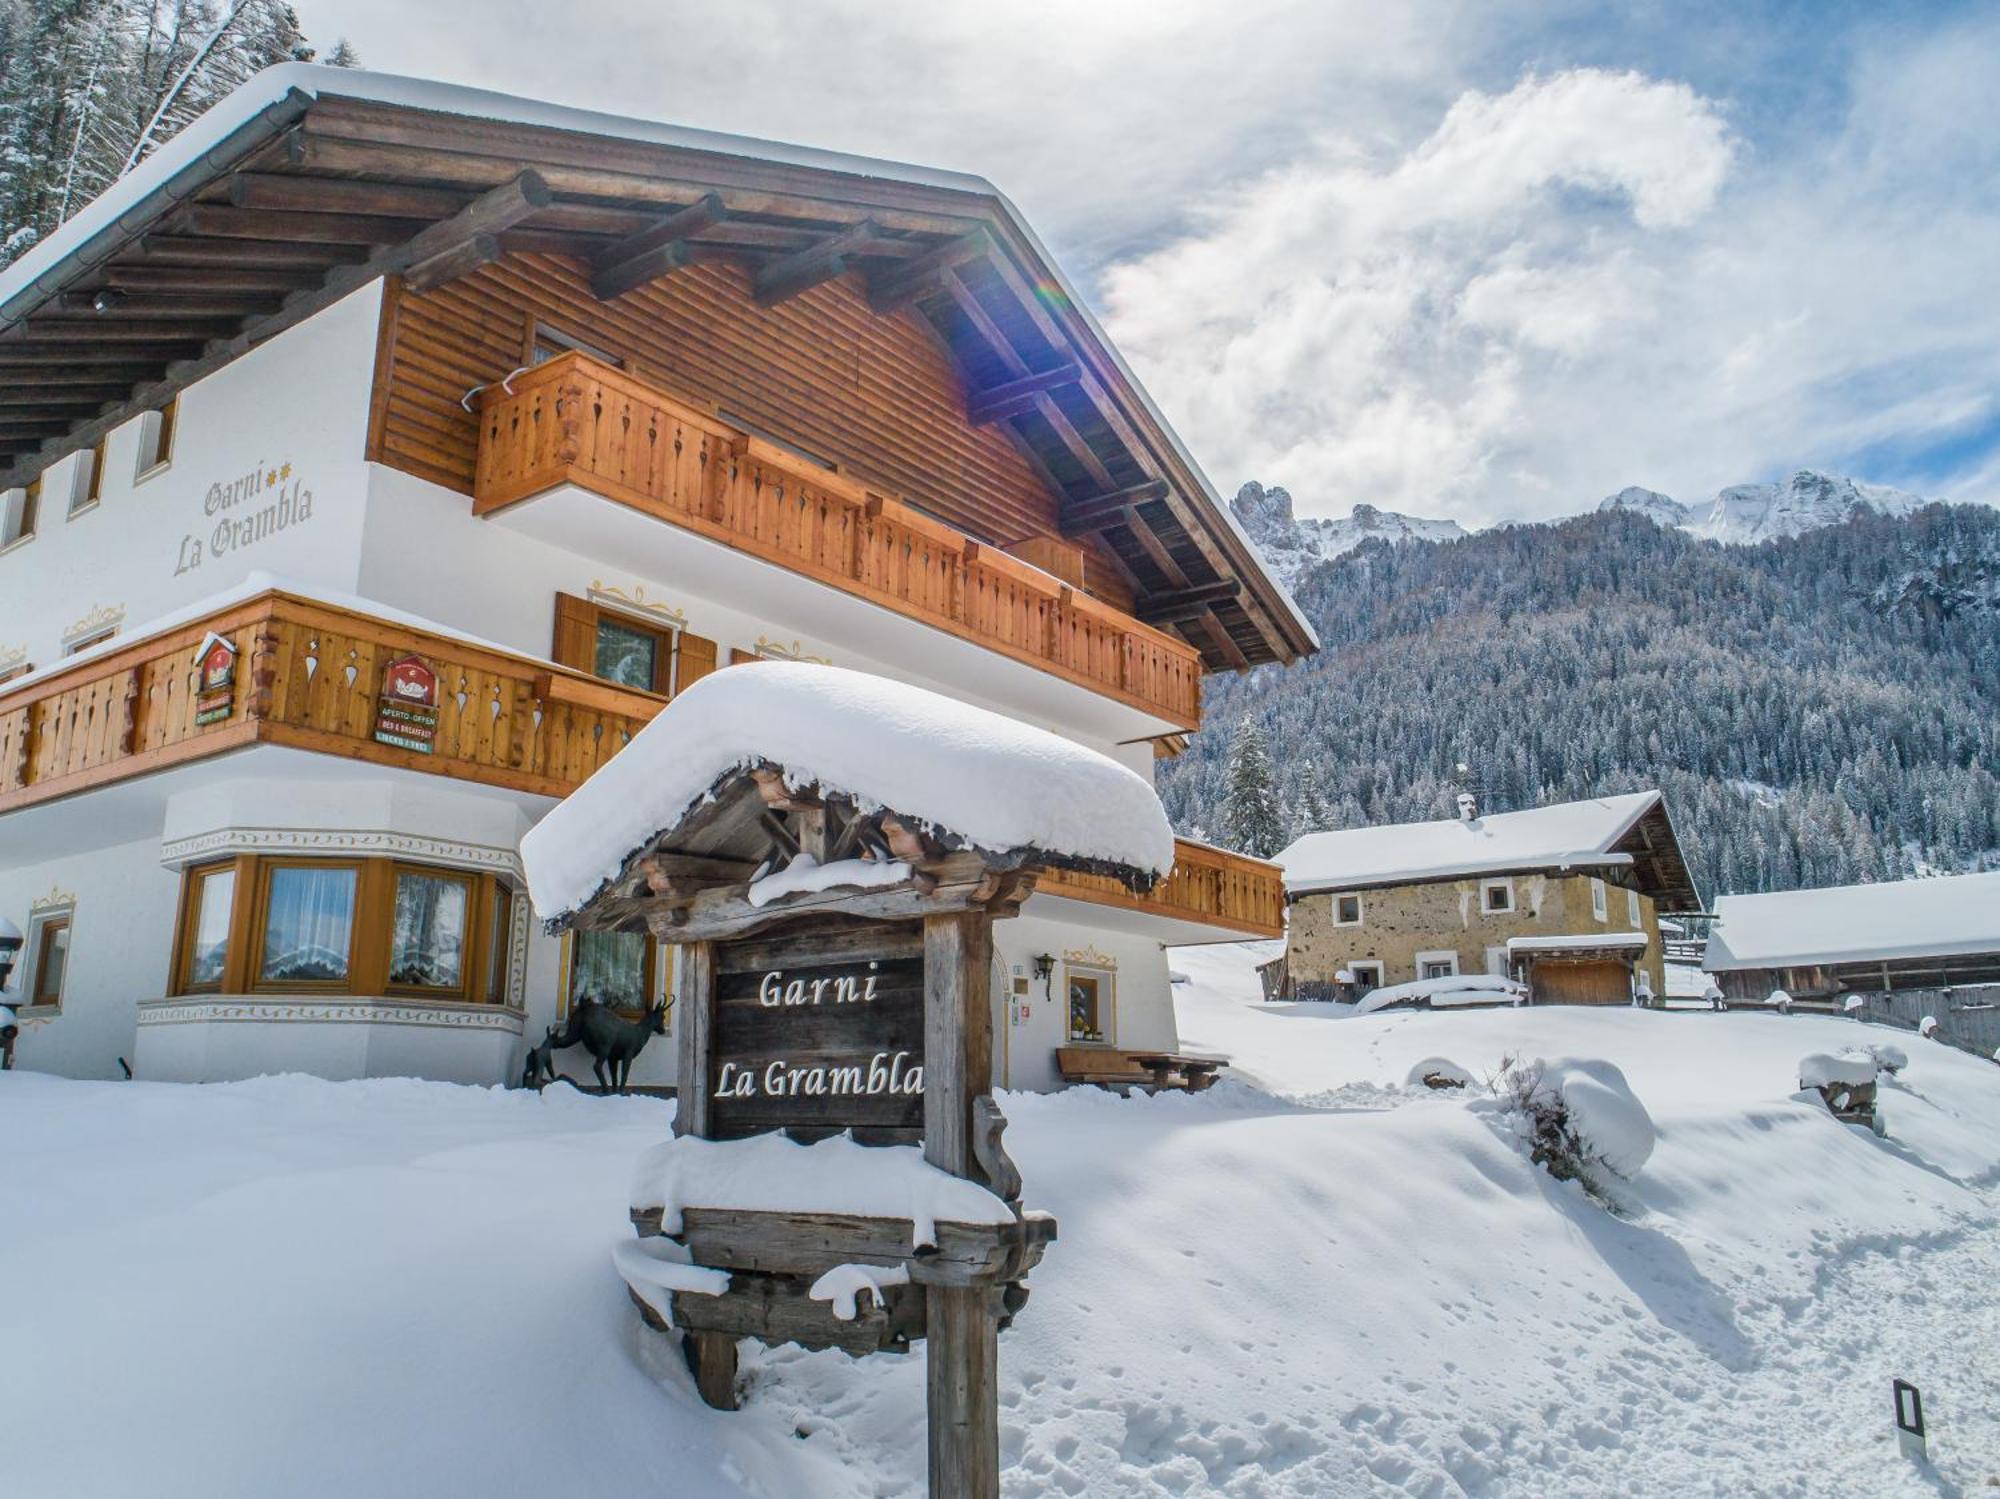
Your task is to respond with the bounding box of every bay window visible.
[171,855,517,1003]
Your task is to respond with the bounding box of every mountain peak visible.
[1598,486,1692,526]
[1231,483,1468,588]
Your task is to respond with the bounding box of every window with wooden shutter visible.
[551,592,718,700]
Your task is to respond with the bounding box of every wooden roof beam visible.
[753,219,880,306]
[98,264,322,294]
[1,319,242,344]
[966,362,1080,425]
[0,171,552,490]
[590,192,727,301]
[1196,609,1251,671]
[868,227,994,311]
[1058,479,1171,534]
[52,290,285,319]
[227,172,471,219]
[178,205,428,246]
[1136,579,1242,626]
[400,170,554,293]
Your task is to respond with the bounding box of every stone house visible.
[1273,791,1701,1005]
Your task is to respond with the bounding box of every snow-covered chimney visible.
[1456,791,1478,822]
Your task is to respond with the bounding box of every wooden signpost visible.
[564,763,1087,1498]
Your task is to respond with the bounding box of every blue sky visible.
[294,0,2000,525]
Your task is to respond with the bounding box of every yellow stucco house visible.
[1272,791,1701,1005]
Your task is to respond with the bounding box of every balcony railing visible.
[472,352,1204,729]
[1040,837,1287,939]
[0,589,665,815]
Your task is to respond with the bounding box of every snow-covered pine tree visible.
[0,0,344,268]
[1221,720,1285,858]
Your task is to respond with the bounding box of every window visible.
[1627,888,1642,927]
[1416,950,1460,981]
[134,399,176,478]
[1347,961,1383,996]
[484,888,515,1005]
[1590,878,1608,922]
[388,867,472,990]
[0,660,31,686]
[552,593,717,700]
[1066,964,1115,1044]
[2,481,38,549]
[594,615,672,693]
[29,914,70,1008]
[531,324,622,368]
[172,856,517,1002]
[1332,893,1363,926]
[181,864,236,990]
[1485,946,1510,978]
[64,623,116,656]
[68,442,104,517]
[259,863,358,984]
[567,928,655,1016]
[1481,878,1514,914]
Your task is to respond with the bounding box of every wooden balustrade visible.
[0,589,666,815]
[472,352,1204,729]
[1040,837,1287,939]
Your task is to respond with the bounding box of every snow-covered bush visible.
[1798,1052,1876,1090]
[1405,1057,1473,1091]
[1865,1042,1908,1075]
[1496,1056,1656,1189]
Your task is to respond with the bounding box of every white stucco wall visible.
[0,283,383,674]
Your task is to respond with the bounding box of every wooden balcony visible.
[0,588,666,816]
[1040,837,1287,940]
[472,352,1204,729]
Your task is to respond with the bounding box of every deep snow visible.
[2,944,1996,1496]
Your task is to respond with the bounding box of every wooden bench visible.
[1055,1046,1226,1093]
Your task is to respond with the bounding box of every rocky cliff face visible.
[1230,482,1468,587]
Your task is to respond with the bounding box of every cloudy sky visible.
[294,0,2000,527]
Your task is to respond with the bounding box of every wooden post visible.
[685,1329,739,1411]
[922,910,999,1499]
[672,938,716,1139]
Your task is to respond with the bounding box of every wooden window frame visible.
[250,857,365,994]
[0,661,32,686]
[1,480,39,551]
[528,322,623,369]
[1331,893,1364,927]
[172,855,518,1004]
[171,858,246,994]
[26,911,71,1010]
[384,863,481,1001]
[561,927,660,1022]
[1064,962,1116,1046]
[550,592,716,700]
[134,398,177,482]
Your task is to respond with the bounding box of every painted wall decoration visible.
[173,460,315,577]
[373,654,439,753]
[193,633,238,726]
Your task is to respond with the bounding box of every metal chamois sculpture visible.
[529,996,667,1092]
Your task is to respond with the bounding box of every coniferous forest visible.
[1172,505,2000,898]
[0,0,351,268]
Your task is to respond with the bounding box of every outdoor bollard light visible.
[1893,1379,1926,1462]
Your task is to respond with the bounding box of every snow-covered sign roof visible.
[1703,871,2000,972]
[1277,791,1694,903]
[521,662,1176,923]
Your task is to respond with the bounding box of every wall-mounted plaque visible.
[373,654,439,753]
[193,634,238,726]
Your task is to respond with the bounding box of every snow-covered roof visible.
[520,662,1176,921]
[1507,932,1650,954]
[1277,792,1665,896]
[0,66,1316,661]
[1704,871,2000,972]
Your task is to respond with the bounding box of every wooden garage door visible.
[1533,961,1631,1006]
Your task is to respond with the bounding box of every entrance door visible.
[1532,960,1631,1005]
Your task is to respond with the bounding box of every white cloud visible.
[1101,69,1736,523]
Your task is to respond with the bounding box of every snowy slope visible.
[1690,470,1934,544]
[1597,484,1693,528]
[1231,482,1468,587]
[3,949,1998,1496]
